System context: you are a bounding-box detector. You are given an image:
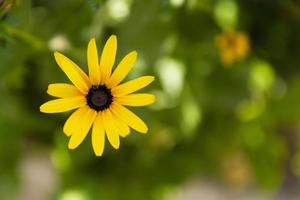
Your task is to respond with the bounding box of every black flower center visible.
[86,85,113,111]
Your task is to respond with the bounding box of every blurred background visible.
[1,0,300,199]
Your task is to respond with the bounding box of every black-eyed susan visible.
[40,35,155,156]
[215,31,250,66]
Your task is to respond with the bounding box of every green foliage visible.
[1,0,300,199]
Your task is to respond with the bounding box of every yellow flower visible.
[215,31,250,66]
[40,35,155,156]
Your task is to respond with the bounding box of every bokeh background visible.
[1,0,300,199]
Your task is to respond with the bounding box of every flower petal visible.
[109,108,130,137]
[100,35,117,84]
[40,96,86,113]
[54,52,91,93]
[63,106,90,136]
[102,109,120,149]
[110,102,148,133]
[92,113,105,156]
[111,76,154,97]
[115,93,155,107]
[106,51,137,88]
[87,38,101,85]
[68,107,97,149]
[47,83,84,98]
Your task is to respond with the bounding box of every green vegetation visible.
[1,0,300,199]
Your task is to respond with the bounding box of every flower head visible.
[215,31,250,66]
[40,35,155,156]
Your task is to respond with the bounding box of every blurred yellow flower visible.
[221,151,253,189]
[40,35,155,156]
[215,31,250,66]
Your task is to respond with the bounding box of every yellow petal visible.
[54,52,91,93]
[47,83,84,98]
[115,93,155,107]
[68,108,97,149]
[40,96,86,113]
[106,51,137,88]
[63,106,90,136]
[102,109,120,149]
[109,108,130,137]
[110,102,148,133]
[87,38,101,85]
[111,76,154,97]
[92,113,105,156]
[222,50,235,66]
[100,35,117,84]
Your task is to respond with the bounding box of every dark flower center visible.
[86,85,113,111]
